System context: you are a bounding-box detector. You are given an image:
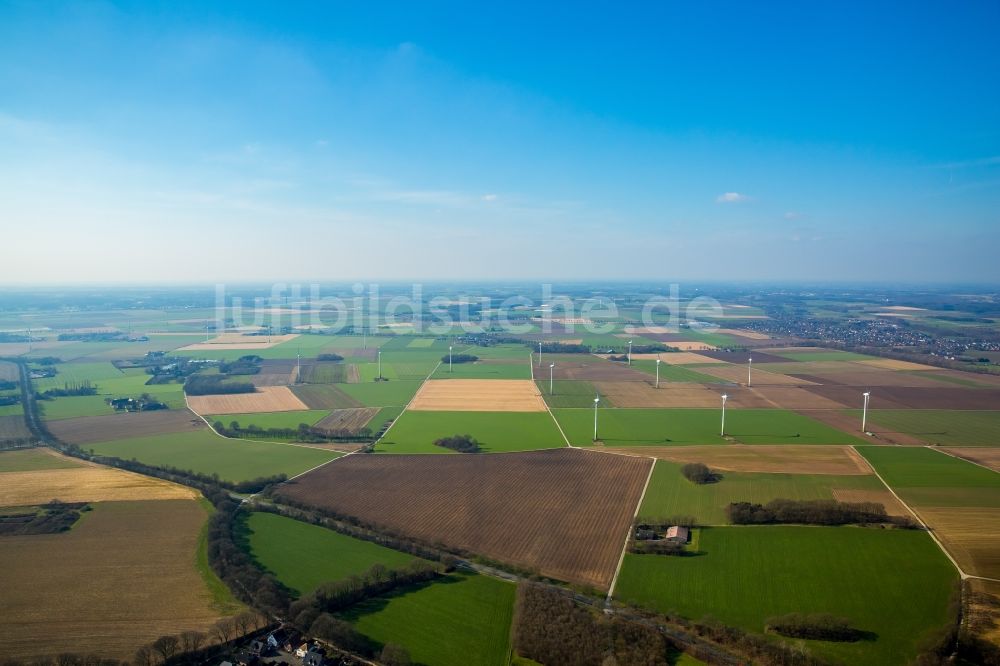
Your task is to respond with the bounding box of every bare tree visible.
[151,636,180,662]
[179,631,207,653]
[133,646,157,666]
[213,618,235,645]
[234,611,256,637]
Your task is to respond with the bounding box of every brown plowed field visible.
[801,385,1000,410]
[594,381,721,408]
[48,409,206,445]
[795,409,927,445]
[696,350,789,364]
[596,444,873,475]
[969,580,1000,646]
[0,500,224,660]
[290,384,363,410]
[0,360,18,382]
[697,365,815,386]
[856,358,940,371]
[792,369,949,388]
[187,386,308,414]
[656,352,727,365]
[917,507,1000,579]
[711,386,777,408]
[548,356,650,382]
[716,328,771,340]
[314,408,379,433]
[409,379,546,412]
[277,449,652,590]
[251,359,297,386]
[942,448,1000,472]
[750,386,848,410]
[0,415,31,442]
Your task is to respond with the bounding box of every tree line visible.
[213,421,374,444]
[184,375,256,395]
[726,499,918,527]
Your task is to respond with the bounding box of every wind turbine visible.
[593,395,601,441]
[627,339,633,366]
[747,352,753,387]
[862,391,871,433]
[449,345,453,373]
[549,363,555,394]
[655,357,661,389]
[538,341,543,367]
[720,393,728,436]
[377,349,382,381]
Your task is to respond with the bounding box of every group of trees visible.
[433,434,481,453]
[513,583,674,666]
[681,462,719,484]
[213,421,374,443]
[290,561,440,621]
[441,353,478,364]
[36,381,97,399]
[0,501,88,536]
[106,393,168,412]
[765,613,867,642]
[131,611,269,666]
[218,355,262,375]
[0,394,19,407]
[184,375,256,395]
[726,499,916,527]
[0,379,17,391]
[316,353,344,362]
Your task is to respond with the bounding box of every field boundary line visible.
[605,457,656,605]
[183,396,344,452]
[853,445,969,579]
[930,446,1000,474]
[374,361,441,445]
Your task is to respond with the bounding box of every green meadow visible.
[342,572,515,666]
[0,448,82,472]
[86,430,338,482]
[537,380,600,408]
[639,460,884,524]
[378,410,565,453]
[553,408,863,446]
[208,410,330,429]
[244,512,421,595]
[431,360,531,379]
[615,526,956,666]
[862,409,1000,447]
[859,446,1000,507]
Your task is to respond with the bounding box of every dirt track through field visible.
[408,379,546,412]
[277,448,652,590]
[48,409,206,445]
[314,408,379,433]
[917,507,1000,579]
[942,448,1000,472]
[187,386,308,414]
[596,444,874,475]
[795,409,928,445]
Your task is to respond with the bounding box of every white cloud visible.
[716,192,748,203]
[784,211,803,220]
[481,193,498,202]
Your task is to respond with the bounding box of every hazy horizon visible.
[2,1,998,284]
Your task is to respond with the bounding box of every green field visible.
[342,572,515,666]
[773,350,877,362]
[86,430,339,482]
[338,380,423,407]
[639,460,885,524]
[431,360,531,379]
[0,403,24,417]
[244,512,421,595]
[290,384,363,409]
[536,380,600,408]
[0,447,82,472]
[863,410,1000,447]
[553,408,863,446]
[378,410,565,453]
[207,410,330,430]
[859,446,1000,507]
[615,526,956,666]
[34,363,186,420]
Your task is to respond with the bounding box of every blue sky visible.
[1,1,998,283]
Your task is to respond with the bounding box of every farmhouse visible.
[665,526,690,544]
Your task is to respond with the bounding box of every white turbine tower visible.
[862,391,871,433]
[655,357,661,389]
[627,339,633,366]
[747,353,753,387]
[449,345,453,373]
[538,341,543,367]
[377,349,382,381]
[593,395,601,441]
[720,393,728,436]
[549,363,555,394]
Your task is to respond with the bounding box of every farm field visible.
[343,572,515,666]
[0,413,31,442]
[553,408,864,447]
[859,446,1000,577]
[638,460,888,524]
[277,449,652,589]
[592,381,721,408]
[0,500,226,659]
[207,409,330,429]
[943,447,1000,472]
[86,430,339,483]
[313,407,381,432]
[602,444,873,474]
[430,359,531,379]
[244,512,421,595]
[624,360,723,384]
[291,384,364,409]
[0,448,198,505]
[187,386,309,415]
[536,379,601,407]
[47,408,207,445]
[378,410,565,453]
[337,380,424,407]
[408,379,546,412]
[863,410,1000,447]
[614,526,956,666]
